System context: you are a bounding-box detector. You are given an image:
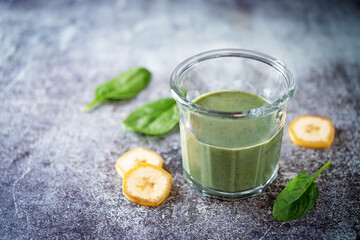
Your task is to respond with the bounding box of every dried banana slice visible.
[123,163,172,206]
[289,115,335,148]
[115,148,164,178]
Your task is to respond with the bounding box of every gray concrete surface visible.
[0,0,359,239]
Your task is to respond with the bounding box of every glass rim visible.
[170,48,295,118]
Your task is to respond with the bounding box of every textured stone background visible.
[1,0,359,239]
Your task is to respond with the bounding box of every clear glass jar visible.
[170,49,295,200]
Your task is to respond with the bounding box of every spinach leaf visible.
[84,67,151,110]
[273,160,331,222]
[123,98,179,135]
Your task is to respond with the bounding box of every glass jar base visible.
[183,165,278,201]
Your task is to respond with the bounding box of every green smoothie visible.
[180,90,283,192]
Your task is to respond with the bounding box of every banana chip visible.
[115,148,164,178]
[123,163,172,206]
[289,115,335,148]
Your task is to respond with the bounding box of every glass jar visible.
[170,49,295,200]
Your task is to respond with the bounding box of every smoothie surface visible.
[193,90,268,112]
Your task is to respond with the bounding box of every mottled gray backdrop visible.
[0,0,359,239]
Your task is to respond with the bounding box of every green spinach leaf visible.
[273,160,331,221]
[84,67,151,110]
[123,98,179,135]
